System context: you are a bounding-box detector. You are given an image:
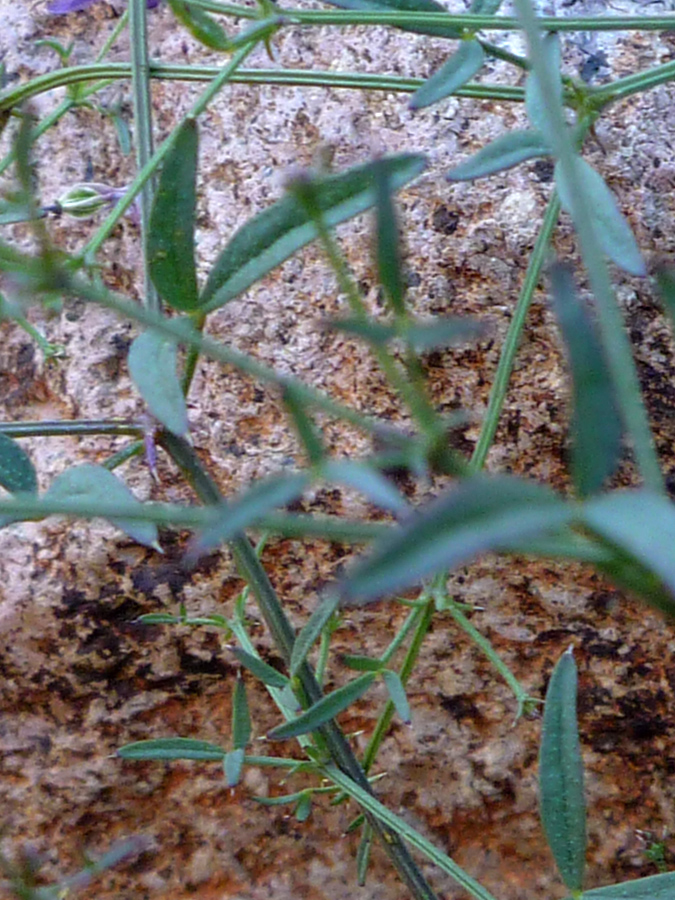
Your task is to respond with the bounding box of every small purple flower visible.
[48,0,159,14]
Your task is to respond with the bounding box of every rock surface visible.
[1,1,675,899]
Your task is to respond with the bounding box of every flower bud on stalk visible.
[52,183,140,225]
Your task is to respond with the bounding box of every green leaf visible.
[254,790,307,807]
[224,748,245,787]
[356,821,374,885]
[341,654,384,673]
[447,130,551,181]
[549,264,622,496]
[268,673,376,740]
[45,464,159,549]
[539,647,586,893]
[168,0,230,50]
[382,669,411,723]
[469,0,503,13]
[374,158,405,314]
[290,593,340,677]
[282,384,325,465]
[577,872,675,899]
[525,32,562,144]
[321,459,410,516]
[200,155,426,312]
[405,317,486,350]
[294,792,313,822]
[0,433,37,494]
[321,0,463,38]
[554,158,645,277]
[128,331,189,438]
[118,737,226,761]
[232,675,251,749]
[230,646,288,688]
[655,264,675,325]
[148,117,199,311]
[189,472,310,558]
[582,490,675,611]
[410,40,485,110]
[338,475,571,606]
[327,315,484,350]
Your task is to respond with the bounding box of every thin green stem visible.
[0,419,143,438]
[309,209,445,445]
[0,63,523,114]
[592,58,675,108]
[0,13,128,177]
[160,433,440,900]
[324,763,499,900]
[514,0,663,493]
[103,440,145,471]
[187,1,675,31]
[129,0,158,312]
[82,42,258,260]
[60,274,415,445]
[469,193,561,472]
[439,596,533,720]
[362,598,434,774]
[181,311,208,397]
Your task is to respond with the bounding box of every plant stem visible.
[129,0,159,313]
[361,598,434,774]
[0,63,523,114]
[514,0,663,493]
[187,1,675,31]
[0,419,143,438]
[324,763,499,900]
[82,41,259,261]
[160,432,441,900]
[62,274,417,446]
[470,193,561,472]
[592,58,675,108]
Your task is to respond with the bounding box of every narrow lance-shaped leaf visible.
[118,738,226,761]
[188,472,310,560]
[168,0,229,51]
[232,675,251,750]
[539,646,586,893]
[224,748,245,788]
[45,464,159,549]
[148,117,200,310]
[230,646,289,688]
[282,384,325,466]
[549,264,623,497]
[339,475,571,606]
[321,459,411,516]
[0,433,37,494]
[525,32,562,144]
[382,669,411,724]
[320,0,463,39]
[327,315,485,350]
[581,490,675,613]
[268,673,376,741]
[290,593,340,677]
[410,40,485,111]
[357,821,374,886]
[579,871,675,900]
[128,331,189,438]
[447,130,551,182]
[342,654,384,673]
[200,155,426,312]
[554,158,645,277]
[374,157,405,314]
[294,792,313,822]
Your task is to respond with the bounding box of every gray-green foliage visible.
[2,0,675,898]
